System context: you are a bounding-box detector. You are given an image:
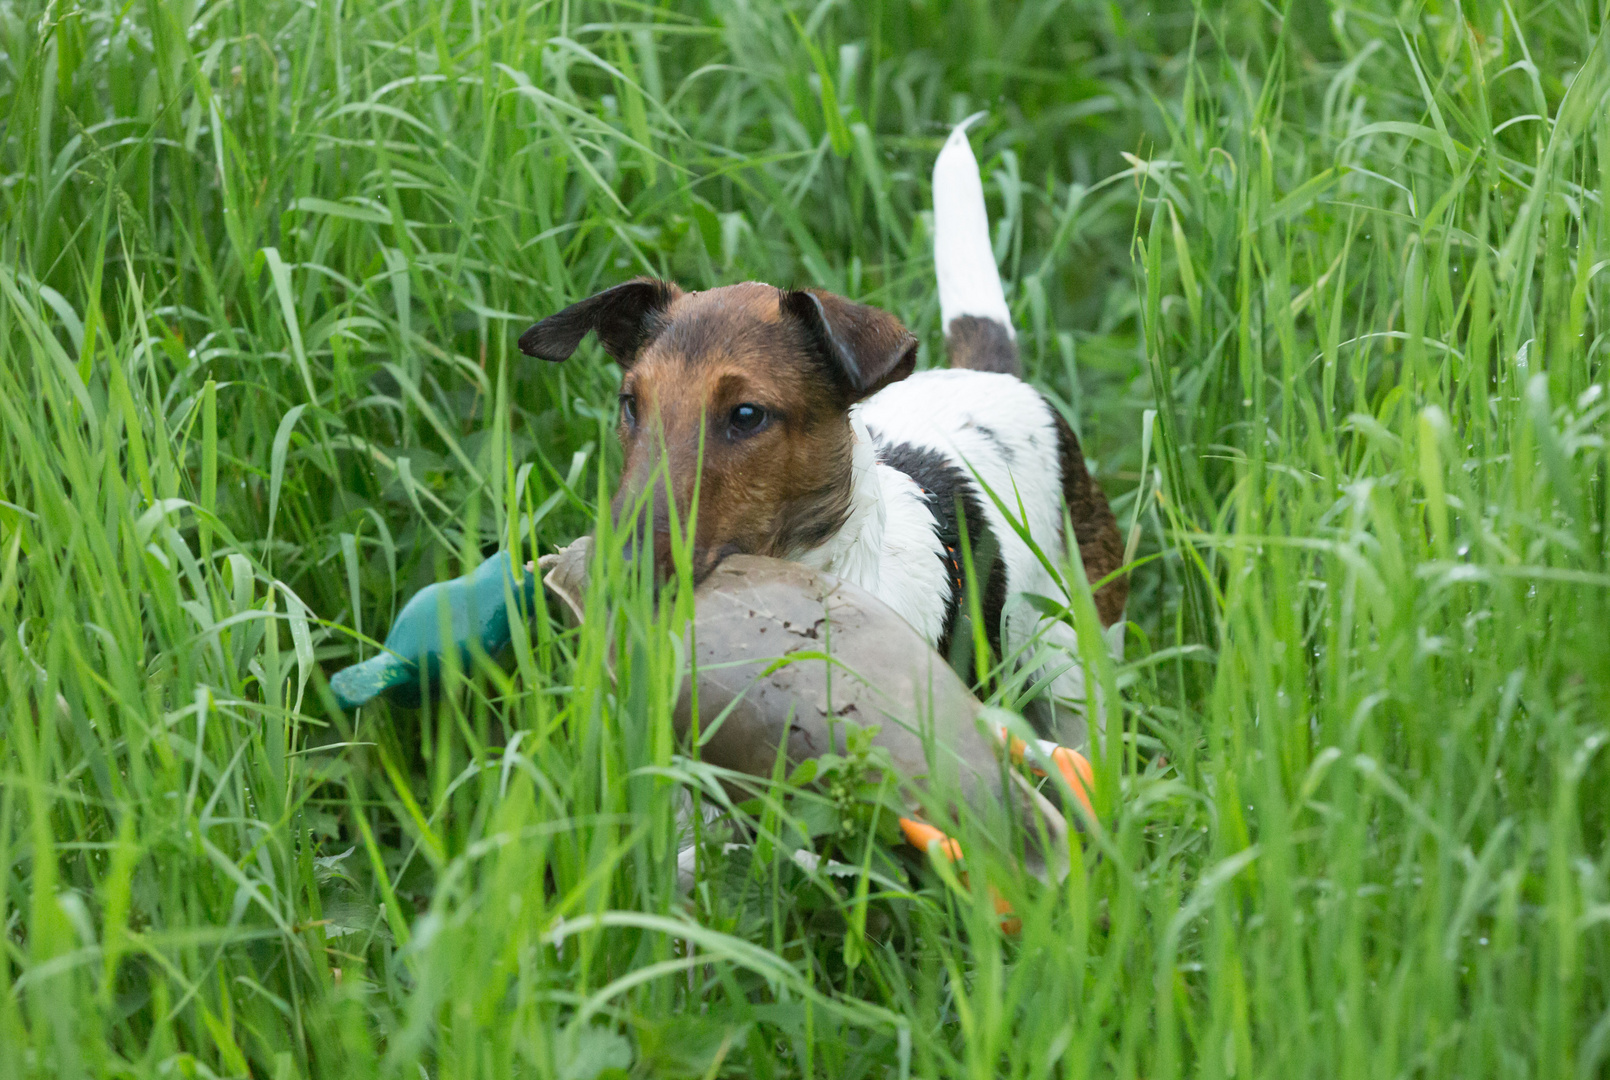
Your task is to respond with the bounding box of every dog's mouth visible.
[682,542,747,587]
[697,543,746,581]
[622,532,747,587]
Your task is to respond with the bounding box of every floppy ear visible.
[780,289,918,401]
[519,278,679,365]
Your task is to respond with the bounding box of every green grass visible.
[4,0,1610,1076]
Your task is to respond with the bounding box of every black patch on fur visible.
[964,420,1014,463]
[655,305,764,365]
[945,315,1019,376]
[658,309,720,363]
[873,439,1007,675]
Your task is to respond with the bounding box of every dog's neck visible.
[788,407,954,643]
[789,408,886,580]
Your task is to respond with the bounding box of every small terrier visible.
[520,123,1126,745]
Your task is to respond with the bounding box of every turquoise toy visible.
[330,551,538,709]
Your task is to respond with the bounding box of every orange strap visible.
[1001,732,1096,818]
[896,741,1093,933]
[898,816,1020,932]
[897,817,960,859]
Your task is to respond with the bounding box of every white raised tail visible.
[932,115,1015,339]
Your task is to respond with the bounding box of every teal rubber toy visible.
[329,551,538,709]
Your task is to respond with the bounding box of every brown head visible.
[520,279,917,580]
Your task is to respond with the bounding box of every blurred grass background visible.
[3,0,1610,1076]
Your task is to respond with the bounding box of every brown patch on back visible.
[1050,411,1127,627]
[946,315,1020,375]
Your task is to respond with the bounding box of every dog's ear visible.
[781,289,918,401]
[519,278,679,365]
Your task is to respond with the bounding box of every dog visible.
[519,122,1126,747]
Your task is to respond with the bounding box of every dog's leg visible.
[1015,616,1128,753]
[933,116,1019,376]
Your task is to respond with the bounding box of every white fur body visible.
[856,368,1067,662]
[795,370,1112,740]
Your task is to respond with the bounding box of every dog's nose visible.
[619,534,642,566]
[649,529,676,577]
[616,528,677,578]
[611,497,652,558]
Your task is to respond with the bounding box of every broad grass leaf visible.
[267,403,307,546]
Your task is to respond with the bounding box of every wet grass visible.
[3,0,1610,1077]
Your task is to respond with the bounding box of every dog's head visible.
[520,280,917,580]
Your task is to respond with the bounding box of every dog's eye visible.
[618,394,637,427]
[727,403,768,438]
